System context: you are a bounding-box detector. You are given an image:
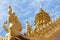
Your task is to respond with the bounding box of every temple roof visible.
[34,8,51,25]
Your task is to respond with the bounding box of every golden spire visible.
[8,5,12,16]
[26,19,32,34]
[26,19,29,28]
[34,5,51,25]
[8,5,12,12]
[39,5,43,12]
[40,6,44,12]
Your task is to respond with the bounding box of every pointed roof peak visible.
[8,5,12,9]
[39,5,44,12]
[8,4,12,11]
[8,5,13,15]
[8,6,12,12]
[39,7,44,12]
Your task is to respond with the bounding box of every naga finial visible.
[2,5,22,40]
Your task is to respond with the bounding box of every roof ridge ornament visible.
[39,5,44,12]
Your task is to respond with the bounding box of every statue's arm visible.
[2,21,9,33]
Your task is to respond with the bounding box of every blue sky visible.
[0,0,60,37]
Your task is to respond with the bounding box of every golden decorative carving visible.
[0,6,60,40]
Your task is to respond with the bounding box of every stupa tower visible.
[34,8,51,26]
[26,19,32,35]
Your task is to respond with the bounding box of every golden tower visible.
[26,19,32,35]
[34,8,51,25]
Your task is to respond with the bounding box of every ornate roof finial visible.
[26,19,29,24]
[8,5,12,16]
[39,5,43,12]
[8,5,12,12]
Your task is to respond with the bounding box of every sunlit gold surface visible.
[0,6,60,40]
